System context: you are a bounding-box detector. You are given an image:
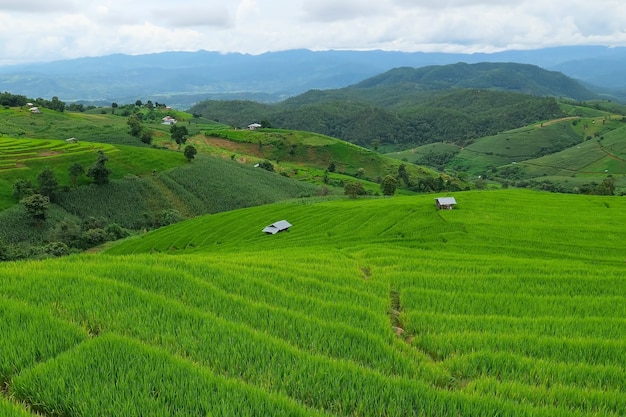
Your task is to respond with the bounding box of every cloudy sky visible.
[1,0,625,65]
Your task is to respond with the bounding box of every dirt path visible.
[538,116,578,127]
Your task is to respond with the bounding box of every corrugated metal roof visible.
[262,220,292,234]
[435,197,457,205]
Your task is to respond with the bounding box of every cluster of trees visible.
[123,103,196,160]
[0,216,131,262]
[342,162,461,199]
[495,176,618,196]
[0,91,66,112]
[343,175,398,198]
[13,151,111,225]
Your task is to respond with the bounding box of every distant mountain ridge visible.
[354,63,597,100]
[0,46,624,107]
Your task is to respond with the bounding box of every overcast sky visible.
[1,0,625,65]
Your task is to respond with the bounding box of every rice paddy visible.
[0,189,625,416]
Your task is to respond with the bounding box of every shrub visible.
[43,242,70,257]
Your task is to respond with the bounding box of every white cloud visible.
[300,0,387,22]
[150,4,233,28]
[0,0,79,13]
[0,0,625,65]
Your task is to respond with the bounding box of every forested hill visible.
[353,62,597,100]
[191,62,572,148]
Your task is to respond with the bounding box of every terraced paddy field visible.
[1,189,625,416]
[0,136,187,209]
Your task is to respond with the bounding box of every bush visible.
[258,160,275,172]
[43,242,70,257]
[344,182,366,198]
[81,228,109,247]
[105,223,130,240]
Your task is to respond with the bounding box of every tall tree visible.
[13,179,34,201]
[381,175,398,196]
[170,125,189,150]
[597,176,616,195]
[37,167,59,200]
[68,163,85,188]
[87,151,112,185]
[184,145,197,162]
[398,164,410,186]
[127,114,143,138]
[140,130,154,145]
[21,193,50,225]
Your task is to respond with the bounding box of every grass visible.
[2,189,623,416]
[198,127,448,187]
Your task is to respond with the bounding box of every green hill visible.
[354,63,597,100]
[1,103,458,259]
[387,99,626,193]
[1,189,624,416]
[191,62,590,148]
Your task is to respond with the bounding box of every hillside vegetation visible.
[389,101,626,193]
[191,62,579,148]
[1,189,624,416]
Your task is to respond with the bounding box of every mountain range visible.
[0,46,625,107]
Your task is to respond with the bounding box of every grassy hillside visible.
[0,136,186,210]
[193,127,451,191]
[387,102,626,193]
[1,189,624,416]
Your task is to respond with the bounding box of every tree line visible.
[0,91,66,112]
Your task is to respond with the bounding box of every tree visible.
[597,176,616,195]
[111,102,118,114]
[398,164,410,186]
[170,125,189,149]
[21,193,50,225]
[48,96,65,112]
[127,114,143,137]
[135,99,143,107]
[68,163,85,188]
[87,150,112,185]
[37,167,59,200]
[13,179,34,201]
[184,145,197,162]
[381,175,398,196]
[344,182,366,198]
[140,130,154,145]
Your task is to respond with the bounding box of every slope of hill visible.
[386,99,626,193]
[1,189,624,416]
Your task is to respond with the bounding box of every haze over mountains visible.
[0,46,625,107]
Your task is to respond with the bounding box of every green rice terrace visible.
[1,189,625,416]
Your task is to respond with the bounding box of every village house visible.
[262,220,292,234]
[162,116,177,125]
[435,197,457,210]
